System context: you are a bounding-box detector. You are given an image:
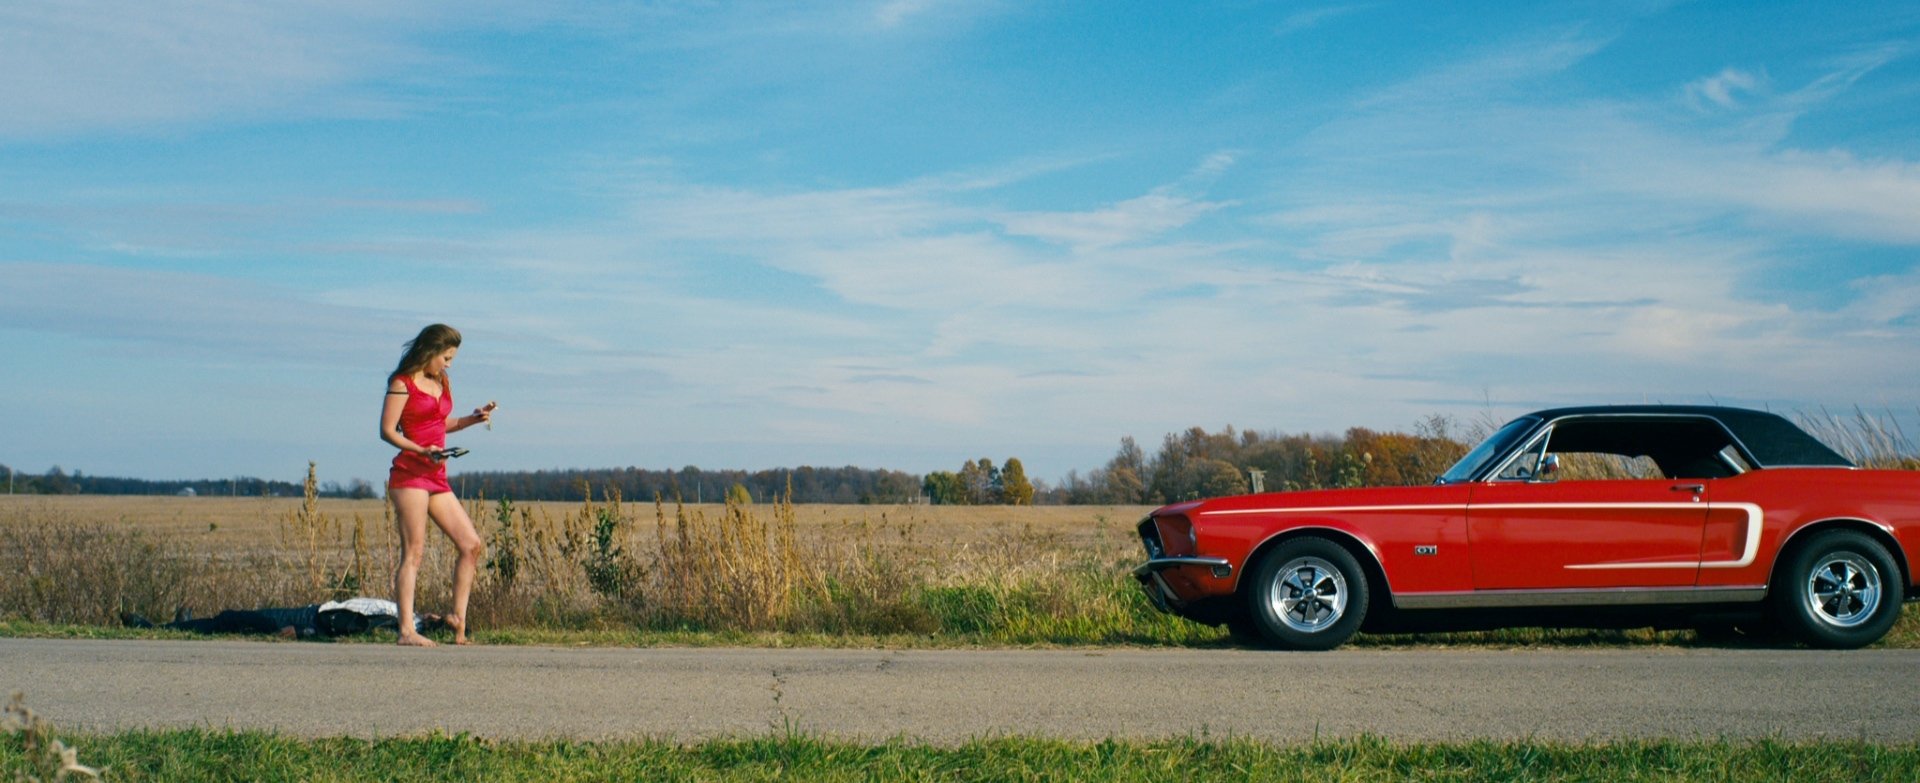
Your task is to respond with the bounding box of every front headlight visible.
[1188,526,1198,548]
[1138,517,1165,558]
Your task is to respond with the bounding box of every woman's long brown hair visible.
[391,323,462,389]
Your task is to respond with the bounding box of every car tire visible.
[1243,537,1370,651]
[1772,531,1904,649]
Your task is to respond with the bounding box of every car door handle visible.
[1671,484,1706,495]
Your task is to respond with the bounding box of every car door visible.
[1467,478,1709,590]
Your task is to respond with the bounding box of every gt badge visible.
[1414,545,1438,556]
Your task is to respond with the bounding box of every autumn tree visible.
[958,458,1000,505]
[923,471,966,505]
[1104,437,1149,503]
[1000,458,1034,505]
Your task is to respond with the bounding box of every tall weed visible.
[2,693,100,782]
[1797,407,1920,469]
[0,508,207,625]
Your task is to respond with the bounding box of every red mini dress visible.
[388,374,453,494]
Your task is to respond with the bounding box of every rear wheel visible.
[1242,537,1370,651]
[1772,531,1904,649]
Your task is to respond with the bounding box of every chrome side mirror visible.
[1535,454,1560,481]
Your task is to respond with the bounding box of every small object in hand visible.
[485,401,498,431]
[437,447,469,460]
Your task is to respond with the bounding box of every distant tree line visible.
[1046,416,1472,504]
[0,463,373,498]
[452,465,923,504]
[921,457,1035,505]
[1,417,1474,505]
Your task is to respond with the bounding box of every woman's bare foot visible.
[397,632,438,647]
[446,614,471,645]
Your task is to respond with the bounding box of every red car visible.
[1134,406,1919,649]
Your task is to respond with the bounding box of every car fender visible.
[1771,517,1912,593]
[1238,523,1395,602]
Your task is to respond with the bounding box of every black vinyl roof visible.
[1524,405,1853,468]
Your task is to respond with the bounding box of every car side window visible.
[1493,434,1548,481]
[1490,416,1735,482]
[1493,439,1662,481]
[1552,453,1663,480]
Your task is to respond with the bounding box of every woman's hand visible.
[446,401,496,433]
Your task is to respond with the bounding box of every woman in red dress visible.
[380,324,493,646]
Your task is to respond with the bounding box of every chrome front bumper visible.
[1132,556,1234,614]
[1132,556,1234,579]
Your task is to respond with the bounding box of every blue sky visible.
[2,1,1917,486]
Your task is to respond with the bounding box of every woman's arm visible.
[445,401,494,433]
[381,378,436,457]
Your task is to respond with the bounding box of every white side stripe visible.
[1558,502,1763,570]
[1201,505,1464,516]
[1199,502,1766,570]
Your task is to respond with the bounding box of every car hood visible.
[1155,484,1469,518]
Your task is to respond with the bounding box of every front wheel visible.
[1242,537,1370,651]
[1772,531,1904,649]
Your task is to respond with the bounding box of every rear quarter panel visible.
[1703,469,1920,589]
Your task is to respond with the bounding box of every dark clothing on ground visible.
[127,598,416,639]
[167,606,345,637]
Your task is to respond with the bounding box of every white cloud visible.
[1726,152,1920,243]
[999,191,1228,251]
[1274,5,1370,38]
[1355,28,1613,109]
[1685,67,1765,110]
[0,262,410,363]
[1239,24,1920,410]
[873,0,937,29]
[1542,111,1920,244]
[997,155,1239,251]
[0,0,589,138]
[516,110,1920,452]
[1847,269,1920,325]
[0,3,407,136]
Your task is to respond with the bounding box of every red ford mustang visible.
[1134,405,1919,650]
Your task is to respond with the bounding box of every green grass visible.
[6,729,1920,782]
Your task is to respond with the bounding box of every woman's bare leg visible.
[391,487,437,647]
[428,492,485,645]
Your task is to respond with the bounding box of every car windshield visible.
[1436,417,1539,484]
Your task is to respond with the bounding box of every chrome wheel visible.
[1244,537,1371,650]
[1269,556,1349,633]
[1773,531,1903,649]
[1805,553,1881,629]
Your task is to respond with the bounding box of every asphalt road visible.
[6,638,1918,743]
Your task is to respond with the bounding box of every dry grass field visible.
[4,490,1915,648]
[0,490,1193,644]
[0,494,1147,555]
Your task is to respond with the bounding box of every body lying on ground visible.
[122,598,446,639]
